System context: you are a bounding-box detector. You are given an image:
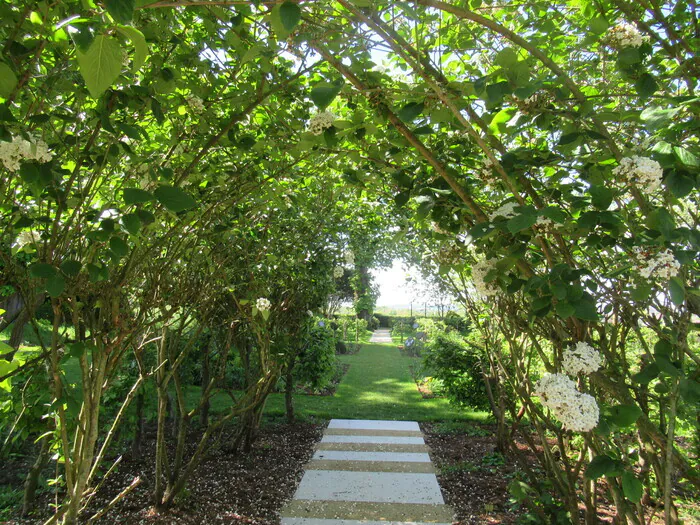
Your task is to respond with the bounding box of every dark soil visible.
[4,420,324,524]
[421,421,521,524]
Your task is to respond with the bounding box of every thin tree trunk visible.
[22,434,50,516]
[285,367,294,424]
[131,389,145,459]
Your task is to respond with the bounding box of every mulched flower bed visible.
[421,421,522,524]
[7,420,325,524]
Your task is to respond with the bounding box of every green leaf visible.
[679,378,700,404]
[664,171,695,198]
[635,73,657,99]
[608,404,642,427]
[655,355,682,377]
[116,25,148,73]
[109,236,129,258]
[673,146,699,168]
[589,185,613,210]
[631,363,659,385]
[495,48,519,67]
[46,274,66,298]
[310,83,343,110]
[622,471,643,503]
[29,263,57,279]
[122,188,154,205]
[122,213,141,235]
[279,1,301,31]
[646,208,675,239]
[0,357,20,391]
[154,185,197,212]
[104,0,135,24]
[572,298,599,322]
[60,260,82,277]
[0,62,18,98]
[507,213,537,233]
[555,301,576,319]
[640,106,679,131]
[76,35,124,98]
[397,101,424,122]
[585,455,617,480]
[669,277,685,306]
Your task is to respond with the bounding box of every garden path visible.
[369,328,393,343]
[280,418,453,525]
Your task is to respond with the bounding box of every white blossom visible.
[563,342,602,376]
[612,156,663,191]
[535,216,555,229]
[489,202,518,220]
[633,247,680,281]
[477,157,499,185]
[344,250,355,266]
[0,136,53,172]
[606,23,649,49]
[185,94,205,114]
[534,373,599,432]
[14,231,40,250]
[471,257,500,297]
[333,265,344,279]
[255,297,271,311]
[308,111,336,135]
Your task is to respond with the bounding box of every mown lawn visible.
[204,341,486,421]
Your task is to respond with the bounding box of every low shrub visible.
[423,331,489,410]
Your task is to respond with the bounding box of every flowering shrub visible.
[534,373,599,432]
[633,247,680,280]
[471,258,499,297]
[605,22,649,49]
[562,342,602,376]
[255,297,271,312]
[612,156,663,191]
[333,265,344,278]
[0,136,52,171]
[308,111,336,135]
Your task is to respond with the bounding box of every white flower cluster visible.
[519,91,552,114]
[185,95,205,114]
[477,157,499,186]
[535,216,554,229]
[562,342,602,376]
[534,373,599,432]
[344,250,355,266]
[0,136,53,172]
[14,231,40,250]
[471,257,499,297]
[606,23,649,49]
[633,247,680,281]
[333,265,344,279]
[489,201,518,220]
[612,156,664,191]
[308,111,336,135]
[255,297,271,311]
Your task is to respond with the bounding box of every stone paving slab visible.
[281,420,453,524]
[369,328,393,343]
[321,435,425,445]
[328,419,420,431]
[325,428,423,437]
[316,442,429,453]
[313,450,431,463]
[307,459,435,473]
[281,500,454,522]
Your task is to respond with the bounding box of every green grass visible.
[200,341,487,421]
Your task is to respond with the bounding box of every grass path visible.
[261,341,486,421]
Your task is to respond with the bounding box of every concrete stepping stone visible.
[281,419,453,525]
[369,328,393,344]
